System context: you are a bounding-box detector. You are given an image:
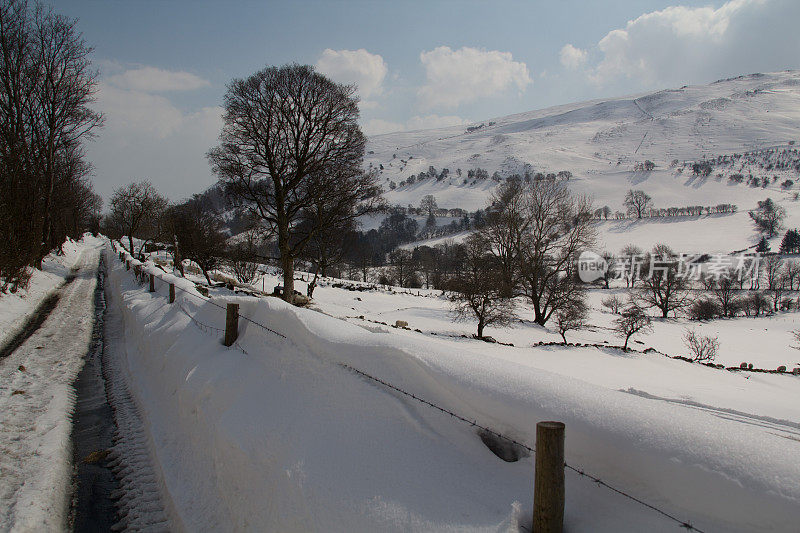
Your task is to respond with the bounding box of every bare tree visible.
[784,260,800,291]
[613,305,652,351]
[419,194,438,217]
[620,244,643,287]
[749,198,785,237]
[300,213,355,298]
[478,179,530,296]
[170,198,228,285]
[108,181,167,256]
[742,291,769,317]
[683,329,719,362]
[0,0,101,289]
[638,244,690,318]
[624,189,652,219]
[208,64,382,303]
[555,298,588,343]
[448,234,515,338]
[703,272,740,317]
[762,255,786,311]
[228,229,261,284]
[388,248,419,288]
[30,4,103,257]
[515,180,596,325]
[601,251,617,288]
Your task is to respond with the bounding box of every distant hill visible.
[366,71,800,217]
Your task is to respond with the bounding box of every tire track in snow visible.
[102,248,175,532]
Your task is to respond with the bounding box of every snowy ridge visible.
[364,71,800,254]
[106,253,800,531]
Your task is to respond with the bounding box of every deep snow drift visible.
[109,249,800,532]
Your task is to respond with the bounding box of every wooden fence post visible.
[169,283,175,303]
[533,421,565,533]
[224,303,239,347]
[149,273,155,292]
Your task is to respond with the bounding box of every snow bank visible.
[109,249,800,532]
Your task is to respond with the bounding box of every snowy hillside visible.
[366,71,800,253]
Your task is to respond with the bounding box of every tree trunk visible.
[281,254,295,304]
[128,235,134,256]
[623,335,630,351]
[477,320,484,338]
[307,267,319,298]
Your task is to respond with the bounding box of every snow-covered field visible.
[0,235,104,531]
[110,248,800,532]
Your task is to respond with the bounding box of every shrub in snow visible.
[683,329,719,362]
[777,366,786,372]
[601,295,624,314]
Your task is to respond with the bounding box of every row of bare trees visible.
[0,0,103,292]
[104,180,237,286]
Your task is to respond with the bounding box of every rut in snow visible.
[0,268,80,360]
[69,253,121,531]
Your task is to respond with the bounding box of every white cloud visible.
[316,48,388,98]
[362,114,468,136]
[588,0,798,86]
[90,81,223,200]
[362,118,405,136]
[359,99,380,110]
[417,46,532,109]
[106,66,210,92]
[559,44,587,70]
[405,114,468,131]
[98,83,184,138]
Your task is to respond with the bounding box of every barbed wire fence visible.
[114,244,706,532]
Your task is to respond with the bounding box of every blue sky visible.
[54,0,800,201]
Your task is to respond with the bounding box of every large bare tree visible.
[208,63,382,303]
[515,180,596,326]
[478,179,531,297]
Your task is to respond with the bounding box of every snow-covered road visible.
[0,240,102,531]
